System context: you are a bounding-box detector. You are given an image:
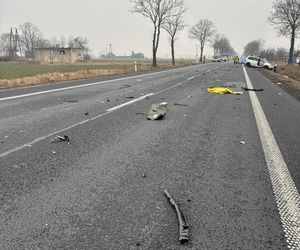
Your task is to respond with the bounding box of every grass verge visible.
[258,65,300,101]
[0,60,193,90]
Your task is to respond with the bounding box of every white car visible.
[245,56,274,70]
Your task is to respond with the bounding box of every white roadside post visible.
[134,61,138,72]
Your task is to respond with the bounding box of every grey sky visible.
[0,0,297,58]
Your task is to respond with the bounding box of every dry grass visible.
[0,61,192,90]
[275,64,300,81]
[259,66,300,101]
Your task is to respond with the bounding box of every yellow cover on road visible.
[207,87,240,95]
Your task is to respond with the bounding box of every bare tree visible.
[243,39,265,56]
[19,22,43,58]
[189,19,216,63]
[60,35,66,47]
[130,0,185,67]
[72,36,88,49]
[276,47,288,61]
[268,0,300,64]
[212,34,235,56]
[0,33,10,56]
[162,2,186,66]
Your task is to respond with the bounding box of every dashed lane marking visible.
[0,65,224,158]
[243,66,300,250]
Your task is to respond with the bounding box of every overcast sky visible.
[0,0,298,58]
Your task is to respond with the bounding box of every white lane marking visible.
[243,66,300,249]
[0,65,221,158]
[0,94,154,158]
[0,64,205,102]
[106,93,154,112]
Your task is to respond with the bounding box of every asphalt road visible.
[0,63,299,249]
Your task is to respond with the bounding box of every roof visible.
[35,47,84,50]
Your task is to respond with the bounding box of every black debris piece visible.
[164,190,189,244]
[50,135,70,144]
[107,97,110,102]
[174,103,188,107]
[241,87,263,91]
[124,96,135,99]
[84,112,89,115]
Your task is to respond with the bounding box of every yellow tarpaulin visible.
[207,87,241,95]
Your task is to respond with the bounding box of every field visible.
[0,60,193,89]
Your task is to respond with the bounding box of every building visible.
[101,51,145,61]
[35,47,86,64]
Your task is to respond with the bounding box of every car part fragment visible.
[164,190,189,244]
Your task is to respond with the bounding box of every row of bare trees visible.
[243,39,288,61]
[0,22,88,59]
[130,0,235,67]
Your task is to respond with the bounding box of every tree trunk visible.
[200,46,204,63]
[289,28,296,64]
[171,38,175,66]
[152,26,157,68]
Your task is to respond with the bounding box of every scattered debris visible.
[84,112,89,115]
[142,173,147,178]
[164,190,189,244]
[106,97,110,102]
[241,87,263,91]
[240,140,246,145]
[147,102,168,120]
[124,96,135,99]
[207,87,242,95]
[174,103,188,107]
[50,135,70,144]
[52,151,56,154]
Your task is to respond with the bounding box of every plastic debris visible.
[147,102,168,120]
[164,190,189,244]
[50,135,70,144]
[241,87,263,91]
[240,140,246,145]
[174,103,188,107]
[207,87,242,95]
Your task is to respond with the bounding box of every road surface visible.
[0,63,299,249]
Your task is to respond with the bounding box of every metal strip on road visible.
[243,66,300,250]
